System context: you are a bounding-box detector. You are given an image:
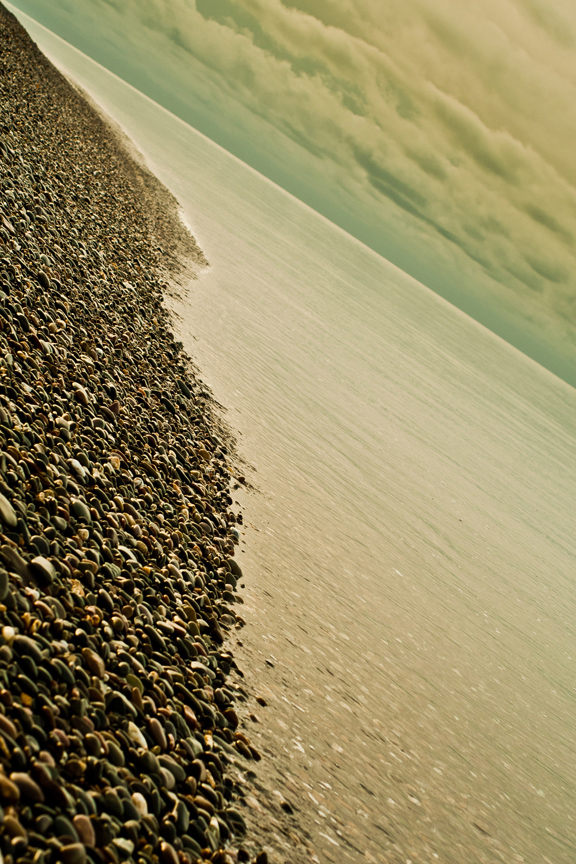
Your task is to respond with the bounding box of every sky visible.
[9,0,576,385]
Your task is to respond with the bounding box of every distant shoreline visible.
[0,5,276,863]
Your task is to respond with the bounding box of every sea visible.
[9,7,576,864]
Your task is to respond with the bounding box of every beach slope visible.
[0,5,271,863]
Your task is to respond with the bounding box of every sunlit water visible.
[11,8,576,863]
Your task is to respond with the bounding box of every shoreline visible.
[0,6,286,864]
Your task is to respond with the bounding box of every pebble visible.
[72,815,95,847]
[0,545,29,579]
[81,647,105,678]
[0,774,20,804]
[29,554,56,584]
[60,843,87,864]
[0,490,17,527]
[127,721,148,749]
[113,838,134,857]
[0,568,8,600]
[3,814,26,838]
[149,716,167,749]
[0,10,273,864]
[131,791,148,817]
[10,772,44,803]
[13,634,43,664]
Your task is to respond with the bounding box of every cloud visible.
[523,205,573,244]
[11,0,576,374]
[117,0,576,315]
[515,0,575,47]
[432,91,522,184]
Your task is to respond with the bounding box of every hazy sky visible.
[10,0,576,383]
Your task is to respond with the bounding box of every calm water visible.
[13,9,576,863]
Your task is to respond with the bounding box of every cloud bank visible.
[10,0,576,379]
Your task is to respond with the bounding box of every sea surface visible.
[11,8,576,864]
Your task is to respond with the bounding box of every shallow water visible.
[12,8,576,863]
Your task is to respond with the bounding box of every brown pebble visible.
[88,687,105,704]
[131,687,144,712]
[0,689,13,708]
[73,815,95,848]
[81,647,105,678]
[3,814,26,838]
[194,795,215,814]
[0,714,18,738]
[65,759,86,779]
[183,705,199,729]
[148,717,167,749]
[84,733,102,758]
[0,774,20,804]
[224,707,239,729]
[73,385,90,406]
[235,740,253,760]
[38,750,56,768]
[61,842,87,864]
[10,772,44,803]
[159,841,179,864]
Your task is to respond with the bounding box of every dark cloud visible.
[406,147,448,181]
[524,204,574,244]
[434,94,521,184]
[504,264,545,293]
[353,148,428,208]
[526,254,568,284]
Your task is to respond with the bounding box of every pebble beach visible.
[3,4,576,862]
[0,6,274,864]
